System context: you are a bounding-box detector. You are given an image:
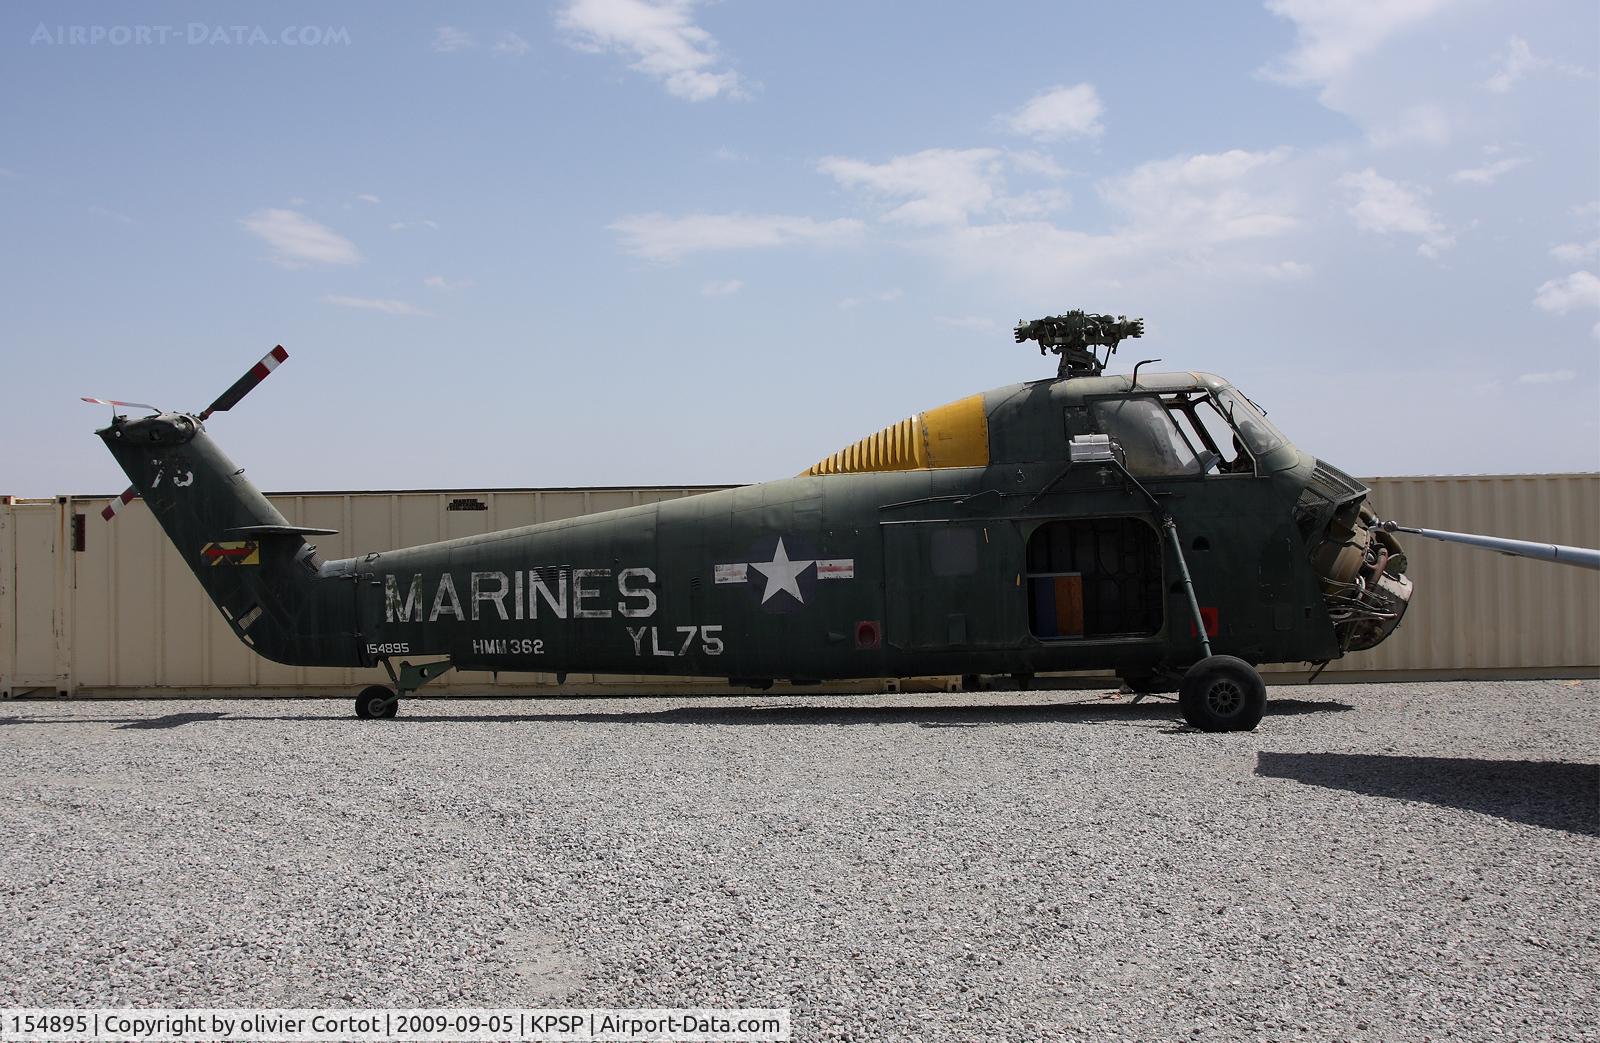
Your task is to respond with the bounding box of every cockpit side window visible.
[1089,396,1200,477]
[1181,394,1255,475]
[1213,386,1287,456]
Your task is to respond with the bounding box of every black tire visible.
[355,685,398,720]
[1178,655,1266,732]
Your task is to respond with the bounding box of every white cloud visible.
[609,213,863,261]
[819,148,1068,227]
[1485,36,1592,94]
[1262,260,1315,280]
[838,288,902,309]
[356,193,381,204]
[713,145,751,163]
[0,166,18,177]
[1532,271,1600,315]
[432,26,473,52]
[88,204,133,225]
[820,149,1005,227]
[1550,239,1600,264]
[557,0,743,101]
[699,278,743,296]
[423,275,474,291]
[999,84,1104,142]
[240,209,361,267]
[918,147,1308,294]
[936,315,1004,334]
[1367,103,1453,148]
[322,295,432,317]
[494,31,531,57]
[1102,148,1299,243]
[1516,370,1576,384]
[1337,168,1454,257]
[1449,155,1528,186]
[1261,0,1459,97]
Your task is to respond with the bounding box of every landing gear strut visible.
[353,658,454,720]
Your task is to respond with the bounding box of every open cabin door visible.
[1024,516,1165,641]
[882,521,1024,650]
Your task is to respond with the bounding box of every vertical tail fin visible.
[96,411,358,667]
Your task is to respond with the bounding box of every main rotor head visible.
[1014,310,1144,378]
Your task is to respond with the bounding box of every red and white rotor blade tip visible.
[199,345,289,421]
[101,486,137,522]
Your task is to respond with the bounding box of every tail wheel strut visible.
[354,658,455,720]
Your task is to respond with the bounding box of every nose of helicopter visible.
[1305,463,1415,652]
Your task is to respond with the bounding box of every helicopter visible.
[86,313,1599,730]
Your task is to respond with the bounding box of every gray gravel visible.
[2,680,1597,1042]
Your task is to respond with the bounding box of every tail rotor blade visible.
[81,397,162,413]
[199,345,288,421]
[101,486,137,522]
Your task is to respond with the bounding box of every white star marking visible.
[749,537,815,604]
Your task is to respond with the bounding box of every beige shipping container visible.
[2,476,1597,697]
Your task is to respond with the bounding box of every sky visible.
[2,0,1597,498]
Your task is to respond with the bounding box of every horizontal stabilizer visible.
[227,524,339,537]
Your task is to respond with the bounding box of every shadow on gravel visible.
[0,712,229,729]
[115,712,230,730]
[242,696,1351,728]
[1256,752,1600,836]
[0,698,1352,730]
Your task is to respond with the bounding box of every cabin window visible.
[1089,397,1200,477]
[1026,518,1164,639]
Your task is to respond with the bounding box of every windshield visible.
[1212,386,1288,456]
[1090,397,1201,477]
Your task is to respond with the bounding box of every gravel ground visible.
[1,680,1597,1042]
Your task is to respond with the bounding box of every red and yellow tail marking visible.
[201,541,260,566]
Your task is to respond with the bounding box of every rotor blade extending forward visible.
[1382,521,1600,571]
[199,345,288,420]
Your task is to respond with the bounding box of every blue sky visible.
[2,1,1597,497]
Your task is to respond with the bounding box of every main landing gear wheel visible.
[355,684,399,720]
[1178,655,1266,732]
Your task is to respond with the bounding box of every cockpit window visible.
[1213,386,1287,455]
[1090,397,1200,477]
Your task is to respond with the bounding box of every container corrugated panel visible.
[1335,474,1600,673]
[3,477,1597,695]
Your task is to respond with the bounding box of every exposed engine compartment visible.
[1296,461,1415,653]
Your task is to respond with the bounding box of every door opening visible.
[1026,518,1163,639]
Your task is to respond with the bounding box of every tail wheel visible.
[1178,655,1266,732]
[355,685,399,720]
